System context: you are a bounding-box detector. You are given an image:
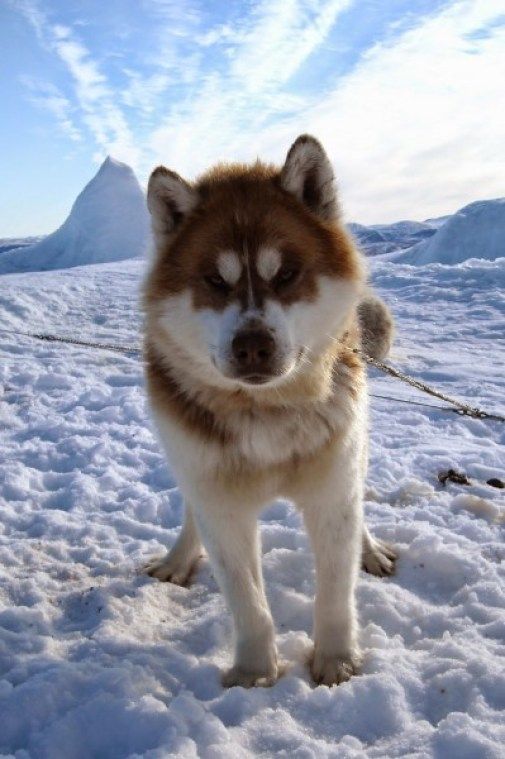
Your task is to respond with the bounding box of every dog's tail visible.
[357,293,394,361]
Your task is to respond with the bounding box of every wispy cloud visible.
[150,0,505,223]
[296,0,505,222]
[20,76,82,142]
[15,0,141,168]
[228,0,352,93]
[121,70,171,116]
[148,0,353,176]
[50,25,142,167]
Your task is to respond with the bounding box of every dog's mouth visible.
[212,348,304,386]
[211,357,278,385]
[238,373,272,385]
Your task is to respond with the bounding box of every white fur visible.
[149,379,367,686]
[156,274,362,390]
[294,411,366,684]
[147,270,370,686]
[267,275,363,360]
[217,251,242,286]
[256,247,281,281]
[243,242,255,308]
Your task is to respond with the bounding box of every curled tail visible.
[357,293,394,361]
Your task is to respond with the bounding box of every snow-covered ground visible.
[1,246,504,757]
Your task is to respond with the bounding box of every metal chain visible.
[0,329,141,356]
[356,350,505,422]
[0,328,503,422]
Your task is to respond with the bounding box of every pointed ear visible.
[147,166,198,246]
[280,134,338,220]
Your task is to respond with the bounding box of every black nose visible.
[232,329,275,371]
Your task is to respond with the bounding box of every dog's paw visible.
[144,551,201,586]
[221,662,279,689]
[310,649,362,687]
[362,538,397,577]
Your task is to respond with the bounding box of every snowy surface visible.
[348,219,438,257]
[0,158,150,275]
[0,251,504,756]
[0,238,44,256]
[398,199,505,265]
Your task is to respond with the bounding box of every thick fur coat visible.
[143,135,396,687]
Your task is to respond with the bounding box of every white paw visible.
[221,661,279,689]
[362,538,397,577]
[310,649,362,686]
[144,550,202,586]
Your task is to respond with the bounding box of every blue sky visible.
[1,0,504,236]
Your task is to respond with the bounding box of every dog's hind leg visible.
[145,501,204,585]
[193,500,278,688]
[361,524,397,577]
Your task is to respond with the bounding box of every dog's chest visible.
[226,395,351,467]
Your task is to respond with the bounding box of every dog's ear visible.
[147,166,198,246]
[280,134,338,220]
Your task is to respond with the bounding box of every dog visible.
[143,135,396,688]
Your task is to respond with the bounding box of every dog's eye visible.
[205,274,230,293]
[276,267,300,288]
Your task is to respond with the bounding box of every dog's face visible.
[145,136,365,388]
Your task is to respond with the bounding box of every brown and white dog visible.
[143,135,396,688]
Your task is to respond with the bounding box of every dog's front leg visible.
[296,447,364,686]
[193,500,277,688]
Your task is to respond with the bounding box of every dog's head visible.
[145,135,365,388]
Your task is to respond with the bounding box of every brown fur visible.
[144,162,361,314]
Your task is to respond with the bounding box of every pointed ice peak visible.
[0,155,150,273]
[96,155,135,179]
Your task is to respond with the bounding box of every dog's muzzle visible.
[230,327,278,384]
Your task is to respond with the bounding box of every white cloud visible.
[147,0,352,177]
[300,0,505,222]
[121,70,171,115]
[148,0,505,224]
[20,76,82,142]
[15,0,141,169]
[228,0,353,92]
[13,0,505,222]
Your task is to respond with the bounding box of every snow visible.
[424,215,451,230]
[398,199,505,265]
[0,228,504,756]
[0,158,150,275]
[348,220,437,257]
[0,237,44,256]
[349,199,505,263]
[370,220,436,242]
